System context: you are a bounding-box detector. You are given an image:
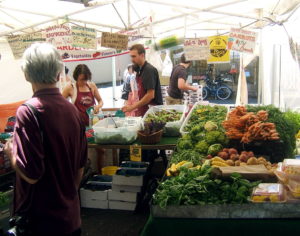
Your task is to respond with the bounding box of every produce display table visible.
[142,204,300,236]
[88,137,178,150]
[141,214,300,236]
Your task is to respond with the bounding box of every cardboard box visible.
[112,175,144,187]
[112,184,142,193]
[108,190,138,203]
[109,201,136,211]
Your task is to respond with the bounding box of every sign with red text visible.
[45,24,72,48]
[184,38,209,60]
[228,28,258,54]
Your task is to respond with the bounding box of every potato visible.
[223,148,229,154]
[247,151,255,158]
[240,162,247,166]
[247,157,258,165]
[230,154,239,161]
[226,160,235,166]
[228,148,238,155]
[239,154,248,163]
[258,157,267,163]
[235,160,241,166]
[218,152,229,160]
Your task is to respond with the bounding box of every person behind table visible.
[4,43,87,236]
[62,64,105,173]
[62,64,103,126]
[124,64,138,116]
[166,53,198,105]
[122,44,163,116]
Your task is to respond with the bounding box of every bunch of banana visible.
[166,161,201,176]
[211,157,229,168]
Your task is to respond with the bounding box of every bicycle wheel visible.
[202,87,209,100]
[216,86,232,100]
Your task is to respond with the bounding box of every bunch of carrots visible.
[223,106,280,143]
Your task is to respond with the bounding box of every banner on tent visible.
[184,38,209,60]
[71,26,97,49]
[59,47,117,61]
[228,28,258,54]
[208,36,230,63]
[45,24,72,48]
[7,32,46,59]
[101,32,129,50]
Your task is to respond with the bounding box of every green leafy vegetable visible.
[247,105,298,158]
[153,169,260,209]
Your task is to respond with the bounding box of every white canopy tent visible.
[0,0,300,108]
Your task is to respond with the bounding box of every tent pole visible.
[127,0,131,28]
[0,0,122,37]
[112,3,127,29]
[258,28,263,105]
[112,56,117,108]
[132,0,247,30]
[68,18,123,30]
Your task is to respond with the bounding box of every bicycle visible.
[200,74,233,101]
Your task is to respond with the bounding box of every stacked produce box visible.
[110,161,149,211]
[80,175,112,209]
[183,85,203,105]
[160,86,168,105]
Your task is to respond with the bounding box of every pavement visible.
[81,208,148,236]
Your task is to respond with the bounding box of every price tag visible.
[130,145,142,162]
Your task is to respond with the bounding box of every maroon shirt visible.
[13,88,87,235]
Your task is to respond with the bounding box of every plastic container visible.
[102,166,119,176]
[180,102,229,135]
[142,105,187,137]
[251,183,286,203]
[93,117,142,144]
[274,163,288,184]
[282,159,300,176]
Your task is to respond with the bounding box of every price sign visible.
[130,145,142,162]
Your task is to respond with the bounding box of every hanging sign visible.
[130,145,142,162]
[7,35,24,59]
[59,46,116,61]
[208,36,230,63]
[101,32,129,50]
[228,28,258,54]
[71,26,97,49]
[45,24,72,48]
[7,32,46,59]
[184,38,210,60]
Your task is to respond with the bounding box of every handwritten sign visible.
[46,24,72,48]
[71,26,97,49]
[228,28,258,54]
[101,32,129,50]
[184,38,209,60]
[208,36,230,63]
[7,32,46,59]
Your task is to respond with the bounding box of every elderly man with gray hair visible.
[4,43,87,236]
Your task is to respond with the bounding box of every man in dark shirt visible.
[4,43,87,236]
[167,53,198,105]
[122,44,163,116]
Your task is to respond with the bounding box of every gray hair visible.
[22,43,63,84]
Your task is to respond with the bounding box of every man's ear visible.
[56,73,61,82]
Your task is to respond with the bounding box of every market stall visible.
[139,103,300,235]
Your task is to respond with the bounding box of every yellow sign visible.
[130,145,142,162]
[208,36,230,63]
